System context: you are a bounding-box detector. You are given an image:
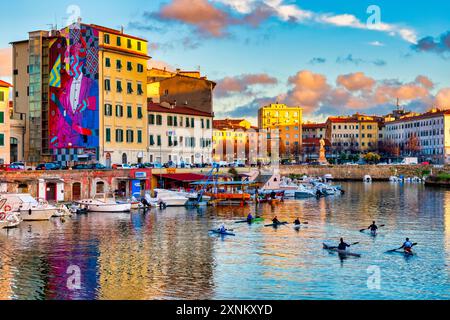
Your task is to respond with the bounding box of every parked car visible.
[89,163,107,170]
[0,164,23,171]
[112,164,132,170]
[131,163,146,169]
[10,162,25,170]
[36,163,58,171]
[72,164,91,170]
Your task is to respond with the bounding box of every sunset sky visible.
[0,0,449,123]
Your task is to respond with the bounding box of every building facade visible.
[383,109,450,164]
[326,114,383,155]
[212,119,261,164]
[0,80,12,164]
[147,102,213,166]
[147,68,216,115]
[258,103,303,160]
[302,123,327,140]
[11,22,150,166]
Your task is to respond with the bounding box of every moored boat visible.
[77,193,131,212]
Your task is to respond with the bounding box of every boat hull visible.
[85,203,132,212]
[19,209,55,221]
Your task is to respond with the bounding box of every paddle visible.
[359,225,385,232]
[386,243,418,253]
[264,222,288,227]
[327,242,360,250]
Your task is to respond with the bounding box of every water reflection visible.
[0,183,449,300]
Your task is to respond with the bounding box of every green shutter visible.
[0,134,4,146]
[106,128,111,142]
[0,112,4,124]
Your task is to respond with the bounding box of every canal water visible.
[0,183,449,300]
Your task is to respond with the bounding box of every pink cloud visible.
[216,73,278,97]
[436,88,450,109]
[336,72,375,91]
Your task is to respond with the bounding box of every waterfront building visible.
[11,22,150,166]
[302,138,331,162]
[147,68,216,115]
[212,119,261,164]
[258,103,303,160]
[302,123,327,140]
[383,108,450,164]
[147,102,213,166]
[0,80,12,164]
[326,114,384,155]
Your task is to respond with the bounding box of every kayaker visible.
[294,218,301,226]
[338,238,351,251]
[219,224,227,233]
[368,221,378,233]
[272,216,280,224]
[247,213,254,223]
[401,238,413,253]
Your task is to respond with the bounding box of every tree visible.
[363,152,381,164]
[405,135,421,156]
[379,139,400,157]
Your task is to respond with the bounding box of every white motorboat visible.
[294,184,317,199]
[77,193,131,212]
[364,175,373,183]
[145,189,188,207]
[0,194,57,221]
[0,199,22,229]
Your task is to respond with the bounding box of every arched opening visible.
[72,182,82,201]
[10,138,19,163]
[122,153,128,164]
[18,183,29,193]
[96,181,105,194]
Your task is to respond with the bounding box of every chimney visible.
[121,26,124,34]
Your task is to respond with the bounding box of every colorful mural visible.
[49,24,99,150]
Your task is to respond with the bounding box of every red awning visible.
[156,173,208,182]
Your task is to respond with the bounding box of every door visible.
[72,183,81,201]
[10,138,18,163]
[46,183,57,202]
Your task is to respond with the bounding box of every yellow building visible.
[96,25,150,166]
[0,80,12,164]
[258,103,303,159]
[326,114,383,153]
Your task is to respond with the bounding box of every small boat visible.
[1,194,57,221]
[0,199,22,229]
[386,249,415,257]
[209,229,236,236]
[364,175,373,183]
[145,189,189,207]
[77,193,131,213]
[264,222,288,228]
[323,243,362,258]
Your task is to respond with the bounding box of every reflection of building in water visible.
[96,213,215,299]
[0,239,13,299]
[444,192,450,275]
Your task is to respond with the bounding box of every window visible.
[137,42,142,51]
[104,34,110,44]
[174,117,178,127]
[126,130,134,143]
[127,82,134,94]
[206,119,211,129]
[167,116,173,126]
[156,115,163,125]
[150,135,155,146]
[0,112,4,124]
[116,60,122,71]
[0,134,4,147]
[105,128,111,142]
[105,58,111,68]
[137,83,143,95]
[185,118,190,127]
[127,61,132,71]
[116,80,123,93]
[117,36,122,46]
[201,119,205,129]
[137,106,143,119]
[127,105,133,118]
[127,39,132,49]
[116,129,124,142]
[137,64,144,73]
[168,136,173,147]
[149,114,155,125]
[104,104,112,116]
[191,118,195,128]
[116,105,123,117]
[157,135,162,146]
[137,130,142,144]
[105,79,111,91]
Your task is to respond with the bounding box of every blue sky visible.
[0,0,449,123]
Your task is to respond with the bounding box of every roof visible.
[386,109,450,125]
[156,173,208,182]
[147,102,213,117]
[88,24,148,42]
[303,123,326,129]
[213,119,247,130]
[159,73,216,87]
[0,80,12,88]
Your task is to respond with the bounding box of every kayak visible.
[294,224,302,230]
[387,250,415,257]
[235,217,265,224]
[323,243,362,258]
[264,222,288,228]
[210,229,236,236]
